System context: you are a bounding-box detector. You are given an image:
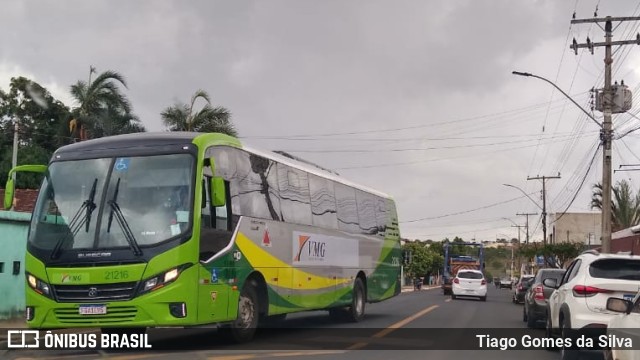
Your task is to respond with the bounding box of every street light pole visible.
[502,217,523,244]
[503,183,544,211]
[511,71,601,127]
[503,183,542,244]
[512,70,612,253]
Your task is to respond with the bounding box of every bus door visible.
[197,174,234,323]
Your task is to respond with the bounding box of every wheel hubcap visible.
[355,289,364,315]
[237,296,254,329]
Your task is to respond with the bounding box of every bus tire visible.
[345,277,366,322]
[222,284,259,343]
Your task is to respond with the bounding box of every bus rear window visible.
[589,259,640,280]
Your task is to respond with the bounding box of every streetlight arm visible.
[502,183,544,211]
[502,217,518,227]
[512,71,602,128]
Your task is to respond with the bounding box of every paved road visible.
[1,286,604,359]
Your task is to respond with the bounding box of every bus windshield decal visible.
[114,158,130,172]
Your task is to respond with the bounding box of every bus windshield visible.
[29,153,194,253]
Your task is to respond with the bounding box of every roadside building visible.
[548,212,601,246]
[0,188,39,319]
[608,225,640,255]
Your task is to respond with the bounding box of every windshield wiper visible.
[84,179,98,232]
[106,179,143,256]
[107,178,121,233]
[50,178,98,259]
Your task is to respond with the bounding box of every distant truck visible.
[441,242,484,295]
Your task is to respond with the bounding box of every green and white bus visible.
[4,132,402,342]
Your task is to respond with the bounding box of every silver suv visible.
[545,250,640,359]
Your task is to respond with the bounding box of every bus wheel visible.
[222,284,259,343]
[345,278,365,322]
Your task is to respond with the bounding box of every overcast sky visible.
[3,0,640,242]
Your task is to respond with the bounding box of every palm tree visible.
[161,90,237,136]
[91,104,145,138]
[591,180,640,232]
[69,67,142,140]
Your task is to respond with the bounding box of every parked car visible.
[604,291,640,360]
[451,269,487,301]
[523,268,566,328]
[512,275,535,303]
[546,250,640,359]
[499,277,512,289]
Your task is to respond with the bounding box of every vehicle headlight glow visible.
[138,264,191,297]
[28,275,37,289]
[164,268,178,283]
[26,273,53,299]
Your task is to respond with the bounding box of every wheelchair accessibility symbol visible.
[114,158,130,172]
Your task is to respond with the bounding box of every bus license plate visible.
[79,305,107,315]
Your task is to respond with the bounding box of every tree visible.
[161,90,237,136]
[0,77,72,188]
[70,67,143,140]
[402,241,443,278]
[517,242,583,268]
[591,180,640,232]
[545,243,584,268]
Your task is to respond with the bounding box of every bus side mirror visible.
[211,177,226,207]
[4,178,15,210]
[4,165,47,210]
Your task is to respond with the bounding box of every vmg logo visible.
[294,235,326,262]
[61,274,82,283]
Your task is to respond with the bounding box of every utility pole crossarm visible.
[516,212,538,245]
[571,38,640,49]
[571,16,640,24]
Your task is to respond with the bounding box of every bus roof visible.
[55,132,200,155]
[241,144,392,200]
[54,132,394,200]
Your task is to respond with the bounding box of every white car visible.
[603,292,640,360]
[545,250,640,360]
[451,269,487,301]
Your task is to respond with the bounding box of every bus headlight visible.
[27,273,53,299]
[137,264,191,296]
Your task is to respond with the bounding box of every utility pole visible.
[511,225,524,244]
[512,224,524,275]
[528,174,561,248]
[516,212,538,244]
[571,15,640,253]
[12,120,18,182]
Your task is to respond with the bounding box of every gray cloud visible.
[2,0,639,241]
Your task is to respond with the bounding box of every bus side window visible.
[199,177,233,262]
[201,177,213,228]
[217,180,234,231]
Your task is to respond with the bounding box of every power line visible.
[278,132,596,153]
[552,143,601,224]
[241,92,590,139]
[400,193,537,223]
[336,131,597,170]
